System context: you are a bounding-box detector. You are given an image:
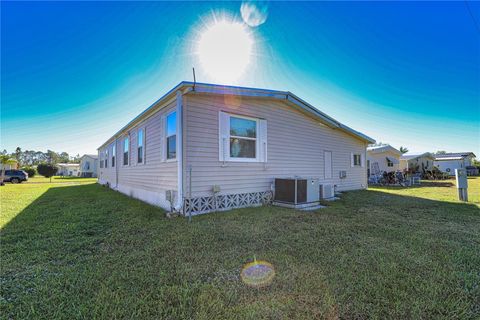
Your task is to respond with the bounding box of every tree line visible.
[0,147,81,167]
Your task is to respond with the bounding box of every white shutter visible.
[361,153,365,167]
[351,152,354,167]
[219,111,229,162]
[324,151,332,179]
[259,119,267,162]
[128,133,132,166]
[143,127,146,164]
[132,131,136,166]
[161,115,166,162]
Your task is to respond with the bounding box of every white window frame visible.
[137,127,145,164]
[99,151,104,168]
[387,158,394,167]
[105,148,109,169]
[123,136,129,166]
[353,154,362,167]
[226,113,259,163]
[111,142,116,167]
[166,111,177,162]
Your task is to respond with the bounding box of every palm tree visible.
[399,146,409,154]
[0,155,17,186]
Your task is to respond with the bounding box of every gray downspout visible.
[115,138,119,189]
[174,90,184,212]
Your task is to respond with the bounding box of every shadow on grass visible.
[370,180,455,189]
[54,176,93,180]
[26,177,97,184]
[1,183,165,250]
[1,183,479,319]
[417,181,455,187]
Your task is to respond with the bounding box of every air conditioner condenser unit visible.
[320,184,335,199]
[274,177,320,209]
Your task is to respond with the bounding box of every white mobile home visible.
[366,145,401,176]
[97,82,375,215]
[399,153,435,173]
[79,154,98,177]
[57,163,80,176]
[434,152,476,176]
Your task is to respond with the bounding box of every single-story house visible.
[399,153,435,173]
[366,145,401,176]
[0,160,18,171]
[434,152,476,176]
[57,163,80,176]
[79,154,98,177]
[97,82,375,215]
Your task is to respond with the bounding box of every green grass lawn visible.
[1,178,479,319]
[26,176,98,184]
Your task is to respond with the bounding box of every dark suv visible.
[3,170,29,183]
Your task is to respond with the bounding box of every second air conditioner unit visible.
[320,184,335,199]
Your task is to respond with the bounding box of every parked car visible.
[3,170,29,183]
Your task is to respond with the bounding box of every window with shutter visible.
[166,112,177,160]
[353,154,362,166]
[105,148,108,168]
[123,137,129,165]
[137,128,144,163]
[111,143,116,167]
[218,111,267,163]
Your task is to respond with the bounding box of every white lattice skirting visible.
[183,191,273,215]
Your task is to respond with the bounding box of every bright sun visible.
[196,20,254,83]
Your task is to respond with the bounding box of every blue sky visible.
[2,1,479,156]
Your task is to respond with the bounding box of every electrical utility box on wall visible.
[274,178,320,205]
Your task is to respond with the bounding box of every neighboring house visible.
[57,163,80,176]
[79,154,98,177]
[0,161,18,171]
[399,153,435,173]
[97,82,375,215]
[434,152,476,176]
[366,145,401,176]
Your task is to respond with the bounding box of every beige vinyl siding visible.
[97,101,178,208]
[367,150,400,173]
[184,93,368,197]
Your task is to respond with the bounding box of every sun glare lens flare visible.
[241,1,268,27]
[196,20,253,83]
[240,259,275,288]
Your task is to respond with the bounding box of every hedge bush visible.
[21,166,36,178]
